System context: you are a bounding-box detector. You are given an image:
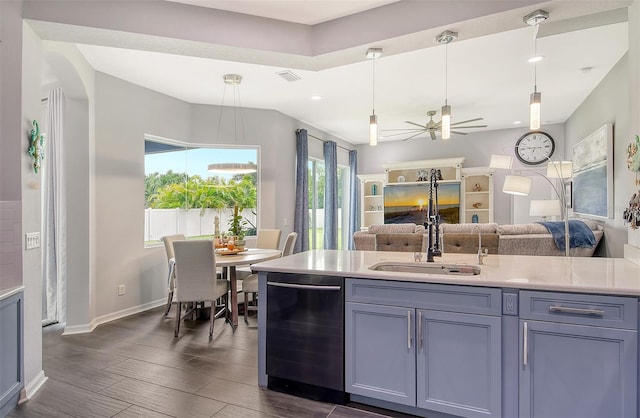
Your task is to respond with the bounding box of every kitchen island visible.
[252,250,640,418]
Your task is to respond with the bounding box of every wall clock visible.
[515,131,555,165]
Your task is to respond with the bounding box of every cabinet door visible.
[345,302,416,406]
[519,320,637,418]
[416,310,502,418]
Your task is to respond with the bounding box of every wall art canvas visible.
[384,183,460,225]
[572,124,613,218]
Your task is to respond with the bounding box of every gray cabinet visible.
[345,279,502,418]
[0,291,23,417]
[519,290,638,418]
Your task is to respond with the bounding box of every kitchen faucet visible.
[471,224,488,265]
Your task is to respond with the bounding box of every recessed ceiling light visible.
[513,121,522,125]
[311,95,322,100]
[528,56,544,63]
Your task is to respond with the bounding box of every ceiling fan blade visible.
[451,118,483,126]
[454,125,488,129]
[381,128,428,132]
[405,121,428,129]
[451,131,468,135]
[401,131,430,142]
[383,130,427,138]
[430,131,437,140]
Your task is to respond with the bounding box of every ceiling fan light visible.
[529,91,541,130]
[441,104,451,139]
[369,114,378,146]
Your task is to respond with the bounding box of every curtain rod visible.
[305,132,352,152]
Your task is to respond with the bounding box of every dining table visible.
[215,247,282,329]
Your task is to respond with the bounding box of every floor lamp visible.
[490,154,573,256]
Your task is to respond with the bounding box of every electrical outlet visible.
[118,284,125,296]
[503,293,518,315]
[25,232,41,249]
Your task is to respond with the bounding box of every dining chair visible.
[161,234,185,316]
[173,240,229,338]
[256,229,282,249]
[243,232,297,323]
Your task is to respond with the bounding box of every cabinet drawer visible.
[346,278,501,316]
[520,290,638,329]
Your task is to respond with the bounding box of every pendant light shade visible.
[441,104,451,140]
[436,30,457,140]
[366,48,382,146]
[524,10,548,130]
[529,91,541,130]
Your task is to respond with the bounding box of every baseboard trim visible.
[23,370,48,400]
[62,298,166,335]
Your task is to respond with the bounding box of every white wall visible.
[627,0,640,252]
[564,55,630,257]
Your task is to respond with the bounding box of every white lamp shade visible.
[503,175,532,195]
[547,161,573,179]
[529,199,561,217]
[489,154,513,170]
[369,114,378,146]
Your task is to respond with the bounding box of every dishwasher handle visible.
[267,282,342,291]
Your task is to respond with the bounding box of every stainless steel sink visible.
[369,262,481,276]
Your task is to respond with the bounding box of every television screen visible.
[384,182,460,225]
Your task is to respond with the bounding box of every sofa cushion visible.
[498,223,549,235]
[440,223,498,234]
[375,233,425,252]
[368,223,425,234]
[443,233,499,255]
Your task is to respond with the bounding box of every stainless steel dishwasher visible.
[265,272,346,404]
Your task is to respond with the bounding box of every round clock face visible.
[515,131,555,165]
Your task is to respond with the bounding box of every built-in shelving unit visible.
[461,167,494,223]
[383,157,464,185]
[358,174,385,228]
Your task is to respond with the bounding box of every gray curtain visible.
[43,88,67,324]
[293,129,309,253]
[323,141,338,249]
[347,150,359,250]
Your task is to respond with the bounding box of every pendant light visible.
[436,30,457,140]
[208,74,257,174]
[523,9,548,130]
[366,48,382,146]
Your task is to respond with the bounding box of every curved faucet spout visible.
[471,224,488,265]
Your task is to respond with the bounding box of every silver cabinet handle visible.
[549,306,605,316]
[418,311,423,351]
[523,321,528,367]
[266,282,341,291]
[407,310,412,350]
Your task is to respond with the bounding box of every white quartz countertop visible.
[251,250,640,296]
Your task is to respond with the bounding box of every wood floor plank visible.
[212,404,280,418]
[113,405,175,418]
[183,356,257,385]
[44,343,127,370]
[43,356,127,392]
[23,379,131,417]
[6,399,76,418]
[105,358,214,393]
[99,378,226,418]
[195,378,334,418]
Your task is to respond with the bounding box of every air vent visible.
[277,70,301,82]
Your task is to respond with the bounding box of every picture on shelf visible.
[383,183,460,225]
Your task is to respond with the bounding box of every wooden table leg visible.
[229,266,238,330]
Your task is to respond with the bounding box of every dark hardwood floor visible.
[8,307,416,418]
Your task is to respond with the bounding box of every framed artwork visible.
[572,124,613,218]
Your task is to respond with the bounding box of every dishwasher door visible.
[266,273,345,403]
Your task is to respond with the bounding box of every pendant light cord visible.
[445,43,448,105]
[533,24,539,92]
[372,56,376,114]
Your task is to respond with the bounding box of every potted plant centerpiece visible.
[228,204,249,249]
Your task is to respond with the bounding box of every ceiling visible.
[40,1,630,145]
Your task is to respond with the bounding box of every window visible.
[144,137,258,247]
[308,158,348,250]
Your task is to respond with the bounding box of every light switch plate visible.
[25,232,41,249]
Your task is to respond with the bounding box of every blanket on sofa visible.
[537,220,596,251]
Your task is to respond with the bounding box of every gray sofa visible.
[354,220,604,257]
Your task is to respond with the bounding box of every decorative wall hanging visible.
[626,134,640,185]
[572,123,613,218]
[28,120,44,173]
[623,190,640,230]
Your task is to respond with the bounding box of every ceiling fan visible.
[382,110,488,141]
